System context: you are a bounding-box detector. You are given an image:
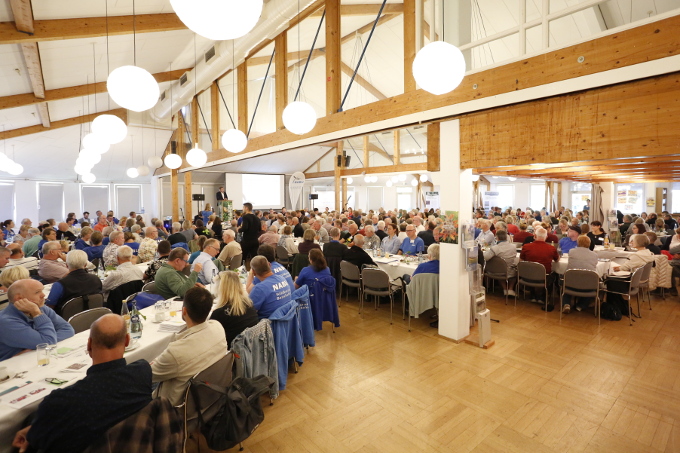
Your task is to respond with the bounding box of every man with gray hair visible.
[0,279,74,361]
[168,222,186,245]
[191,238,220,285]
[103,231,125,268]
[343,234,376,268]
[218,229,242,266]
[363,225,381,250]
[22,227,42,257]
[248,255,291,319]
[375,220,387,241]
[137,226,159,263]
[311,219,329,244]
[102,246,144,294]
[38,241,68,283]
[519,227,559,310]
[46,250,103,314]
[483,230,517,296]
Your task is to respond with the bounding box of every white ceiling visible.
[1,0,678,183]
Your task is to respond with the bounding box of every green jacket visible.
[154,263,199,300]
[23,235,42,257]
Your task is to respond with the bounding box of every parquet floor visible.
[190,289,680,452]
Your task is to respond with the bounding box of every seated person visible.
[103,231,125,268]
[587,221,607,248]
[475,220,495,247]
[559,225,580,254]
[55,222,76,242]
[482,230,517,296]
[137,227,159,263]
[323,227,346,260]
[398,226,425,255]
[154,248,203,300]
[381,223,402,255]
[123,232,140,255]
[102,246,144,295]
[417,222,437,248]
[37,227,57,253]
[248,255,292,319]
[412,243,440,277]
[340,223,358,244]
[297,228,321,255]
[218,230,242,266]
[512,222,533,243]
[608,234,656,312]
[46,250,103,314]
[167,222,186,245]
[38,241,69,284]
[12,314,152,453]
[151,287,227,405]
[248,244,294,292]
[0,279,74,361]
[644,231,661,255]
[277,225,299,256]
[191,238,220,285]
[562,236,598,313]
[84,231,106,261]
[74,226,93,250]
[144,240,171,283]
[21,227,42,257]
[0,265,29,291]
[519,227,559,310]
[295,248,332,289]
[5,243,39,271]
[211,271,259,346]
[343,235,376,268]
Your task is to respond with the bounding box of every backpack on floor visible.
[600,302,622,321]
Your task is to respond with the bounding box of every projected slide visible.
[242,174,284,209]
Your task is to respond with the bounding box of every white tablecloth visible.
[374,256,419,280]
[593,246,635,260]
[514,253,620,277]
[0,300,180,452]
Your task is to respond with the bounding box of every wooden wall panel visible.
[460,74,680,168]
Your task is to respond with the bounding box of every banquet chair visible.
[483,256,511,305]
[308,275,340,332]
[635,261,654,316]
[516,261,551,311]
[229,253,243,270]
[141,281,157,294]
[603,265,645,326]
[339,261,362,307]
[291,253,309,278]
[559,269,600,322]
[68,307,112,334]
[60,293,105,320]
[276,246,291,269]
[405,273,439,331]
[107,280,144,315]
[325,255,343,297]
[361,268,403,324]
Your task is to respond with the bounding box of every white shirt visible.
[415,225,425,233]
[192,251,218,285]
[6,256,39,271]
[102,261,144,292]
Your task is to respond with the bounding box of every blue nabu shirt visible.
[250,273,292,319]
[252,262,294,289]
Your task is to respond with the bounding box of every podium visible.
[217,200,233,223]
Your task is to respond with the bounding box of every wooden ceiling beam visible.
[9,0,34,33]
[35,102,50,127]
[20,42,45,99]
[482,162,680,176]
[310,3,403,17]
[475,154,680,174]
[0,13,186,45]
[0,108,126,140]
[0,68,190,111]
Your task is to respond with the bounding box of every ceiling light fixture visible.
[169,0,263,41]
[347,177,353,185]
[220,42,248,152]
[82,173,96,183]
[419,174,428,182]
[412,1,466,95]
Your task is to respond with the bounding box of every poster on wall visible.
[439,211,459,244]
[617,190,628,197]
[647,197,655,207]
[483,191,499,210]
[425,191,440,210]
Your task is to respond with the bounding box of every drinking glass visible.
[36,343,50,367]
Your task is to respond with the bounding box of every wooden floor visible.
[190,289,680,452]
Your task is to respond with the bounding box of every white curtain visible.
[591,184,605,224]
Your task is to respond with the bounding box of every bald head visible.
[90,314,128,350]
[58,222,69,232]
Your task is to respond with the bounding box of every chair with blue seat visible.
[269,300,304,391]
[291,285,315,348]
[308,275,340,332]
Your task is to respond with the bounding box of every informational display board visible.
[425,191,440,210]
[483,191,499,210]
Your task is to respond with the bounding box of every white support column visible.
[600,182,615,232]
[438,119,473,341]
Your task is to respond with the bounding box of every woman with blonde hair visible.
[0,266,30,290]
[210,271,259,345]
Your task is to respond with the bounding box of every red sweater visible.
[520,240,559,274]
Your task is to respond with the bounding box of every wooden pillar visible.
[237,63,248,135]
[557,182,563,209]
[342,178,348,211]
[427,122,440,172]
[184,171,192,222]
[171,169,179,223]
[190,96,199,146]
[334,141,342,212]
[275,33,288,130]
[404,0,416,92]
[210,82,220,151]
[394,129,401,165]
[325,0,341,115]
[363,135,369,168]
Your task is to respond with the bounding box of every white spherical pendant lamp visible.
[411,178,419,187]
[107,66,160,112]
[169,0,263,41]
[386,180,393,187]
[148,156,163,169]
[7,163,23,176]
[412,41,466,95]
[82,173,96,184]
[126,167,139,178]
[164,153,182,170]
[419,174,428,183]
[136,165,150,177]
[398,174,407,182]
[79,150,101,166]
[186,145,208,167]
[221,129,248,153]
[92,114,128,145]
[282,101,317,135]
[75,164,91,176]
[82,133,110,154]
[347,177,353,185]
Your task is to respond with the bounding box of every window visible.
[115,185,142,217]
[672,183,680,213]
[312,186,354,212]
[0,182,14,222]
[367,187,383,211]
[570,182,592,213]
[529,184,545,211]
[81,185,109,216]
[38,183,64,222]
[615,183,644,214]
[396,187,413,211]
[495,184,515,209]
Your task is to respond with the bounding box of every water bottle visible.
[121,298,131,333]
[130,300,143,341]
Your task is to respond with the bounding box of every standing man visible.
[216,186,228,204]
[239,202,261,263]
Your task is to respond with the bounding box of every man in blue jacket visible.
[0,279,74,361]
[248,256,291,319]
